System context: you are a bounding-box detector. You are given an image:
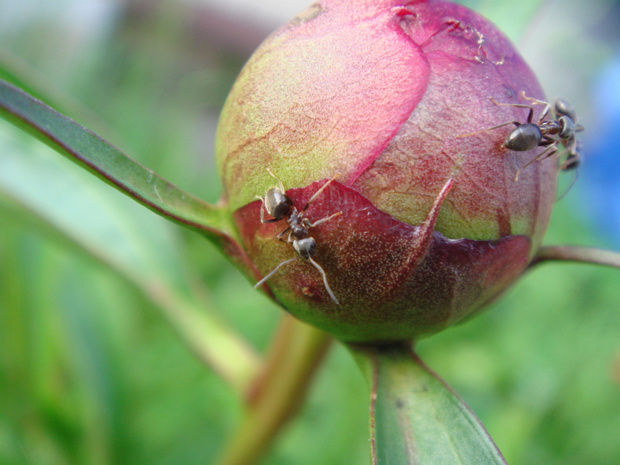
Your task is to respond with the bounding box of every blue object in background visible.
[579,52,620,247]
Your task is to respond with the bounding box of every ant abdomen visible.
[505,123,542,151]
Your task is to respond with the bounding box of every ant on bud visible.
[254,168,342,304]
[460,92,583,180]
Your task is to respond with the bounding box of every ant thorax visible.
[288,214,309,240]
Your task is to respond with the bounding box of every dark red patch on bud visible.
[234,179,530,342]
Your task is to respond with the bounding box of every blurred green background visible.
[1,0,619,464]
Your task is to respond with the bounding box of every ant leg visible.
[514,144,558,181]
[559,156,578,171]
[538,137,561,160]
[254,257,298,289]
[276,225,292,241]
[301,174,340,213]
[489,97,534,110]
[266,167,285,193]
[555,139,582,199]
[559,140,582,172]
[459,120,520,138]
[490,97,535,123]
[518,92,551,122]
[460,93,553,138]
[305,211,343,228]
[308,257,339,304]
[519,91,549,106]
[255,195,268,223]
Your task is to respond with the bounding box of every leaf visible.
[0,114,260,394]
[351,344,507,465]
[0,79,258,274]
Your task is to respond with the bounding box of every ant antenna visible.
[254,257,298,290]
[308,257,339,304]
[266,167,285,193]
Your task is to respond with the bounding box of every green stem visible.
[140,283,261,396]
[350,343,506,465]
[0,187,261,397]
[214,316,332,465]
[531,245,620,269]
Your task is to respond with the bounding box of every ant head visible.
[293,237,316,260]
[264,187,294,220]
[558,116,575,140]
[554,98,577,122]
[505,123,542,152]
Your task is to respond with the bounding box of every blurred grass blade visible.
[0,78,235,240]
[0,115,260,394]
[351,344,507,465]
[0,48,65,111]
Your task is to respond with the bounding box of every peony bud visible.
[215,0,558,342]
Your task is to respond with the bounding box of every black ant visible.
[254,168,342,304]
[460,92,583,180]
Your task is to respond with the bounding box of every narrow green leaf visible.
[0,119,261,394]
[0,78,238,241]
[0,76,264,310]
[351,344,507,465]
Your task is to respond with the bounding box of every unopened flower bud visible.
[216,0,558,342]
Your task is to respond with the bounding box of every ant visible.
[460,92,583,180]
[254,168,342,304]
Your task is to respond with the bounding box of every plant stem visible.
[531,245,620,269]
[0,190,261,396]
[349,343,507,465]
[142,282,262,396]
[214,315,332,465]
